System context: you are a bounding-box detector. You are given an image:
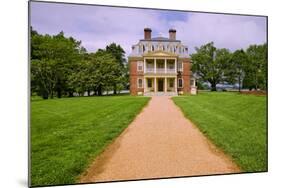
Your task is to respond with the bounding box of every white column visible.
[154,58,156,73]
[143,77,146,92]
[144,58,146,73]
[175,77,177,92]
[164,77,167,92]
[164,59,167,73]
[154,77,157,92]
[174,58,177,73]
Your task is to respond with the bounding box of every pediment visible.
[143,50,178,57]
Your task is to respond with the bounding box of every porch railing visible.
[146,68,154,73]
[156,68,165,73]
[144,68,177,74]
[166,68,176,73]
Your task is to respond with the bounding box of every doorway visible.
[158,78,164,92]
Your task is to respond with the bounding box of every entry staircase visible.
[144,92,178,96]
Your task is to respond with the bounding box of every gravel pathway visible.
[79,96,240,183]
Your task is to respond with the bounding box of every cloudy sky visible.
[30,1,267,56]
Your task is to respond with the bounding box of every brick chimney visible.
[144,28,152,40]
[169,29,176,40]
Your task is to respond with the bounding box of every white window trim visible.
[138,78,143,88]
[178,62,183,72]
[137,61,143,71]
[178,78,183,88]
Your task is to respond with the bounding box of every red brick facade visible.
[129,60,144,95]
[177,59,191,94]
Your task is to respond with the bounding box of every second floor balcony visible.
[146,67,177,74]
[144,58,181,74]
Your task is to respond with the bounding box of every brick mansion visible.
[128,28,197,96]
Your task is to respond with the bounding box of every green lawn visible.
[31,96,150,186]
[172,92,267,172]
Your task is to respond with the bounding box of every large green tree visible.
[31,28,85,98]
[31,59,57,99]
[31,28,130,98]
[225,49,249,91]
[243,44,267,90]
[191,42,232,91]
[105,43,126,94]
[90,50,121,96]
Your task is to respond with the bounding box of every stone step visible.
[144,92,178,96]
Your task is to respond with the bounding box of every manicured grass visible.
[31,96,150,186]
[172,92,267,172]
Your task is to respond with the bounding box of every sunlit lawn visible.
[31,96,150,186]
[173,92,267,172]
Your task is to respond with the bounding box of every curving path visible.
[79,96,240,183]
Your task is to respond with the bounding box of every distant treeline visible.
[191,42,267,91]
[31,27,128,99]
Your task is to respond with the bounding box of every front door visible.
[158,78,164,92]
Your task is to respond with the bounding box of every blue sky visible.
[30,1,267,56]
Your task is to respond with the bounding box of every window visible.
[178,62,183,72]
[152,45,154,51]
[147,79,152,88]
[138,78,143,88]
[137,61,143,71]
[178,78,183,88]
[139,45,142,53]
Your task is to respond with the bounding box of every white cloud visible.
[171,13,266,54]
[31,2,267,57]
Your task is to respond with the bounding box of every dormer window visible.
[139,45,142,53]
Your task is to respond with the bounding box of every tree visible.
[225,49,249,91]
[90,51,120,96]
[191,42,231,91]
[105,43,126,94]
[244,44,267,90]
[30,28,129,98]
[31,59,57,99]
[31,28,85,98]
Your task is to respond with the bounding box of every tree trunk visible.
[113,84,117,95]
[255,72,258,90]
[238,76,241,92]
[210,82,217,91]
[42,90,48,99]
[87,90,90,96]
[50,90,54,99]
[68,91,74,97]
[97,86,102,96]
[57,88,62,98]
